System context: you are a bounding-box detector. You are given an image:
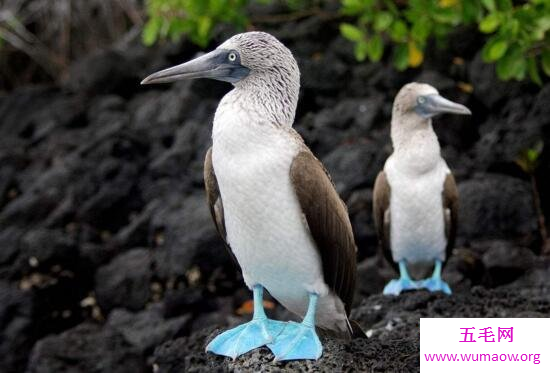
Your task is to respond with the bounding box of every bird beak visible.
[141,49,250,85]
[415,94,472,118]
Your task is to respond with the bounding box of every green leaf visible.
[374,12,393,32]
[533,16,550,40]
[383,0,399,15]
[358,13,373,24]
[496,47,527,81]
[500,18,519,37]
[536,15,550,33]
[482,38,508,62]
[496,59,512,80]
[527,149,539,163]
[462,0,482,23]
[341,0,368,15]
[197,16,212,45]
[390,20,408,42]
[411,20,431,42]
[495,0,512,11]
[366,35,384,61]
[479,13,501,33]
[542,50,550,76]
[393,43,409,71]
[340,23,364,42]
[431,7,462,24]
[354,40,369,61]
[142,17,161,46]
[481,0,496,11]
[168,19,188,42]
[527,57,542,85]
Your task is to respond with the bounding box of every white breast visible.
[211,98,349,333]
[384,154,449,265]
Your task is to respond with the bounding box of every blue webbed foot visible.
[206,318,286,359]
[268,321,322,361]
[418,259,452,295]
[206,284,285,359]
[419,277,452,295]
[383,278,419,295]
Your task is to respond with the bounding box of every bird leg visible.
[383,260,419,295]
[268,293,323,361]
[205,284,285,359]
[418,259,452,295]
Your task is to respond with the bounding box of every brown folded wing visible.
[204,147,238,265]
[289,151,357,315]
[372,171,395,270]
[442,173,458,261]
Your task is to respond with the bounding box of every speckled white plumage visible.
[210,33,349,334]
[385,84,449,265]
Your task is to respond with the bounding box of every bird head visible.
[393,82,471,119]
[141,31,299,87]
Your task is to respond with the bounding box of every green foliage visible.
[142,0,550,83]
[340,0,550,83]
[516,141,544,174]
[143,0,251,47]
[340,0,469,70]
[479,0,550,82]
[142,0,316,47]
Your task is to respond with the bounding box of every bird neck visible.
[390,115,442,173]
[224,70,299,128]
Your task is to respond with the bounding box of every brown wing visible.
[442,173,458,262]
[204,147,238,265]
[372,171,395,270]
[290,151,357,316]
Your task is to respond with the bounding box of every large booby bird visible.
[373,83,470,296]
[142,32,360,361]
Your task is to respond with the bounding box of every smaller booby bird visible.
[142,32,360,361]
[373,82,470,296]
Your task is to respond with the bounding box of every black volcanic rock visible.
[107,305,191,354]
[468,51,526,109]
[150,193,229,279]
[26,323,146,373]
[457,174,538,245]
[296,95,385,157]
[95,248,153,313]
[322,140,388,198]
[63,50,140,96]
[481,241,535,287]
[16,228,76,273]
[0,282,34,373]
[152,286,550,373]
[0,227,24,274]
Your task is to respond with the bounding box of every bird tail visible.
[349,319,367,339]
[317,316,366,340]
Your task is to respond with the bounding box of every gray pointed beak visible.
[415,94,472,118]
[141,49,249,85]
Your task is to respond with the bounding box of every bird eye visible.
[228,52,237,62]
[417,96,426,104]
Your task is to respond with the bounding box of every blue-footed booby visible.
[373,82,470,296]
[142,32,361,361]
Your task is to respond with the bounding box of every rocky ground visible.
[1,10,549,373]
